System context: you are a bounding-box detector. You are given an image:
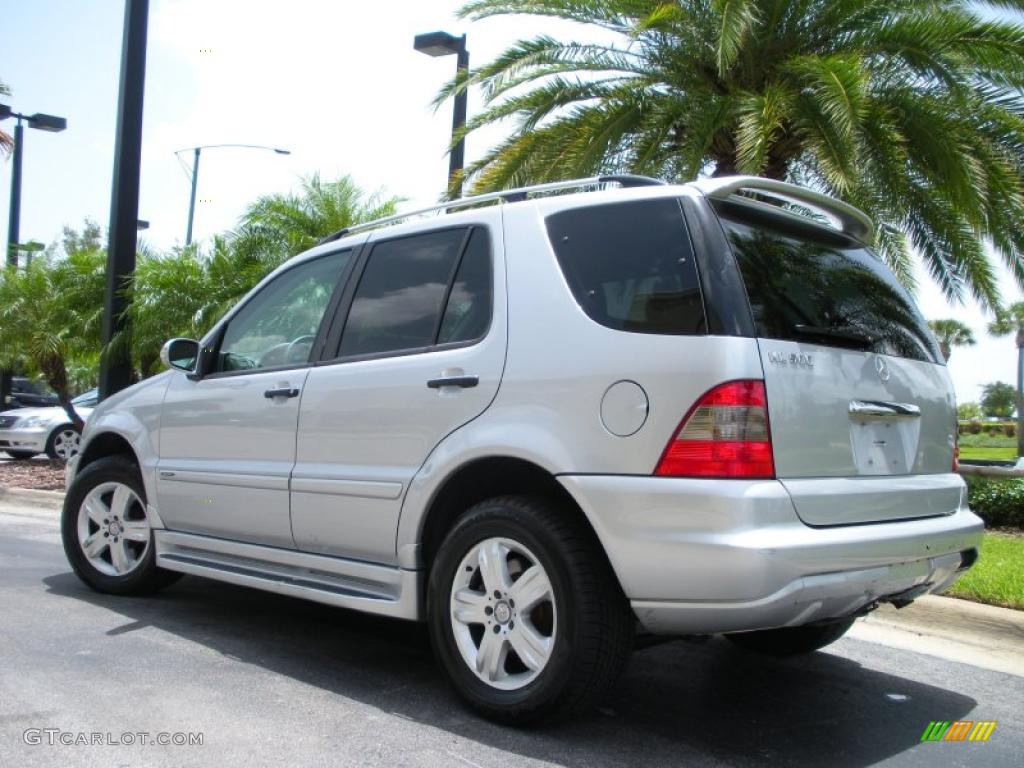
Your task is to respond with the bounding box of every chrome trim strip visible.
[290,477,403,499]
[156,469,288,491]
[849,400,922,419]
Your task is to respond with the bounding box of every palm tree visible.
[0,78,12,156]
[988,301,1024,458]
[441,0,1024,308]
[928,319,976,362]
[231,174,402,268]
[0,250,106,428]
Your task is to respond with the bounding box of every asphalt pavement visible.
[1,499,1021,768]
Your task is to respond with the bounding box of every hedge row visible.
[958,422,1016,437]
[965,476,1024,528]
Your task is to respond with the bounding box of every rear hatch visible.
[713,197,959,526]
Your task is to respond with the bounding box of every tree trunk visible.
[40,355,83,431]
[1017,335,1023,461]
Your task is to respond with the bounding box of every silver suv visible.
[63,175,982,723]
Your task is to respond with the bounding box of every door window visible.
[216,250,350,373]
[338,228,492,358]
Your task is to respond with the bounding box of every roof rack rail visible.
[317,174,666,245]
[691,176,874,241]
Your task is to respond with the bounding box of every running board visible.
[154,531,421,620]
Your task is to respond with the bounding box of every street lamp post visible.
[0,105,67,266]
[0,104,66,408]
[177,144,290,246]
[414,31,469,197]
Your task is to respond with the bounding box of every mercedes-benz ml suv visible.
[62,175,983,724]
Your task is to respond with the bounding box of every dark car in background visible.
[6,377,59,409]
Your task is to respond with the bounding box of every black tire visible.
[45,423,81,462]
[725,618,856,656]
[427,495,633,725]
[4,450,37,460]
[61,454,181,596]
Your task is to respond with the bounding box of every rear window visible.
[718,202,941,364]
[545,199,706,335]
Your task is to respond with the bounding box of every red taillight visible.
[654,380,775,479]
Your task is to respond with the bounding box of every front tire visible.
[61,455,180,595]
[4,450,37,460]
[725,617,856,656]
[46,424,81,462]
[427,495,633,724]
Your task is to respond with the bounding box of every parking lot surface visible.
[1,501,1021,767]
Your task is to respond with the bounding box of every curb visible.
[0,486,65,510]
[849,594,1024,677]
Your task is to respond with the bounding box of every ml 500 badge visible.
[766,351,814,369]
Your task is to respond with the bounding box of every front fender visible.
[70,373,172,505]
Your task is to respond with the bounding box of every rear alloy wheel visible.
[725,617,856,656]
[61,455,180,595]
[428,496,633,724]
[46,425,81,462]
[449,536,557,691]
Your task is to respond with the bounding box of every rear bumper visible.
[0,428,47,454]
[557,474,983,635]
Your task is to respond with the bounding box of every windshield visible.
[717,202,941,364]
[72,389,99,407]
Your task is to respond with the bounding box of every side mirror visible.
[160,338,201,373]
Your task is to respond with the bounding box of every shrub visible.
[965,476,1024,528]
[1006,423,1017,438]
[967,422,983,435]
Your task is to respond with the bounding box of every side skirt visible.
[154,530,421,620]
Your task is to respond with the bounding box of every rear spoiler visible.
[690,176,875,242]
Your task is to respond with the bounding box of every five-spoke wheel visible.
[428,495,633,724]
[450,537,557,690]
[62,455,181,595]
[76,481,151,576]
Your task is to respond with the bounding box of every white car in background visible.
[0,389,98,461]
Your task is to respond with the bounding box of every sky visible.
[0,0,1021,404]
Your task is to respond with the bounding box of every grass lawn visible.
[945,531,1024,610]
[959,445,1018,461]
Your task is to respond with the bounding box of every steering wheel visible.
[285,334,317,363]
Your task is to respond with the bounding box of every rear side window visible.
[338,227,492,358]
[545,199,706,335]
[718,203,941,363]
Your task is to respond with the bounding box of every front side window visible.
[338,228,491,358]
[545,199,706,335]
[217,250,350,372]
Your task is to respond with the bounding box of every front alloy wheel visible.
[48,426,81,461]
[450,537,557,691]
[76,481,151,576]
[62,455,181,595]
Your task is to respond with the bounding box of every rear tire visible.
[725,617,856,656]
[4,450,37,460]
[61,455,181,596]
[427,495,633,724]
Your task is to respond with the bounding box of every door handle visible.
[427,375,479,389]
[264,387,300,399]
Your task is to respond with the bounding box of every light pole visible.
[0,104,66,408]
[176,144,290,246]
[414,31,469,198]
[0,105,67,266]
